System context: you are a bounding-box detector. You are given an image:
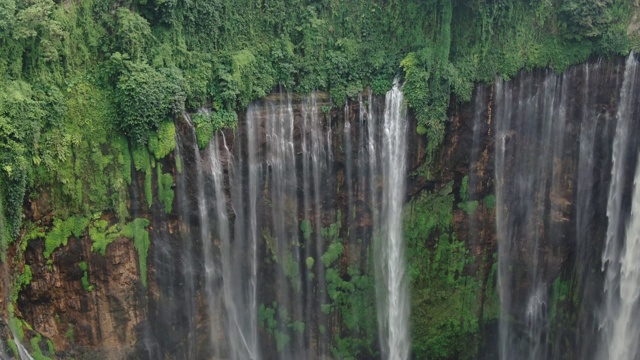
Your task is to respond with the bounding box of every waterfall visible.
[605,156,640,359]
[8,55,640,360]
[265,94,302,360]
[173,117,199,359]
[343,101,355,257]
[300,92,330,358]
[211,132,258,360]
[195,122,223,357]
[491,54,640,360]
[15,337,34,360]
[0,203,34,360]
[242,104,260,360]
[598,54,640,360]
[374,83,410,360]
[495,68,571,360]
[11,58,640,360]
[168,87,411,359]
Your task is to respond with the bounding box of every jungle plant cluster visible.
[259,211,377,359]
[404,181,499,359]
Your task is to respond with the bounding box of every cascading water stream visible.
[605,156,640,359]
[15,337,34,360]
[598,53,640,360]
[169,86,412,359]
[211,133,259,360]
[300,92,331,357]
[490,54,640,360]
[343,102,355,255]
[468,85,486,202]
[374,83,410,360]
[266,94,302,360]
[186,112,223,357]
[495,68,572,360]
[242,104,260,360]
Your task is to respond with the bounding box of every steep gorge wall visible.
[4,55,637,359]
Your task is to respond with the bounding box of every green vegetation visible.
[192,110,237,149]
[262,227,301,291]
[89,219,120,255]
[0,0,634,356]
[7,339,17,358]
[64,324,75,343]
[326,264,378,359]
[32,214,151,287]
[5,296,27,355]
[404,182,496,359]
[44,216,89,258]
[148,120,176,159]
[314,212,378,359]
[132,144,154,208]
[0,197,8,260]
[460,175,470,201]
[484,194,497,210]
[21,222,45,252]
[321,241,343,268]
[78,261,94,291]
[89,216,150,285]
[549,275,575,330]
[259,302,305,352]
[300,219,312,242]
[157,164,174,214]
[115,61,185,144]
[548,274,576,354]
[459,200,479,215]
[0,0,634,251]
[122,218,151,287]
[305,256,314,270]
[46,340,55,356]
[282,251,300,292]
[458,175,479,215]
[12,265,32,304]
[401,0,633,157]
[29,334,53,360]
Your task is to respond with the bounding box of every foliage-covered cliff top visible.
[0,0,636,246]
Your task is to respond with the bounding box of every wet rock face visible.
[9,56,635,359]
[17,236,142,358]
[422,56,639,360]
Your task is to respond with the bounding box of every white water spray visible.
[375,83,410,360]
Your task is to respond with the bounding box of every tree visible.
[115,61,184,143]
[115,7,151,60]
[559,0,613,40]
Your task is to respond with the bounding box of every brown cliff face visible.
[6,56,633,360]
[20,237,141,358]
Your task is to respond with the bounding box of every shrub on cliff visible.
[114,59,185,144]
[559,0,613,41]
